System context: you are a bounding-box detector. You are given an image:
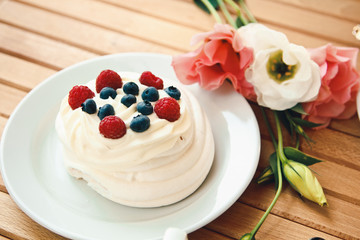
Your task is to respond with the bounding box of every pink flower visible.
[302,44,360,127]
[171,24,255,100]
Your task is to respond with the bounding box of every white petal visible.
[238,23,289,53]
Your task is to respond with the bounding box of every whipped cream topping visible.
[55,71,214,207]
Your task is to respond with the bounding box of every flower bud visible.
[240,233,254,240]
[282,160,327,206]
[257,166,274,184]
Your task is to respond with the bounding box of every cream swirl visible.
[55,71,214,207]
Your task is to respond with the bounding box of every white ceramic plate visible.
[0,53,260,240]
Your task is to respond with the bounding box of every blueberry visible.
[100,87,117,99]
[123,82,139,95]
[164,86,181,100]
[81,99,97,114]
[141,87,159,102]
[136,101,153,115]
[130,115,150,132]
[98,104,115,120]
[121,94,137,107]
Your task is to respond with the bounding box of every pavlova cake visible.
[55,69,214,207]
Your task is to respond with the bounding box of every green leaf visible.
[284,147,322,166]
[257,166,274,184]
[193,0,219,13]
[290,103,308,115]
[269,152,279,189]
[292,117,323,128]
[236,16,245,28]
[278,110,293,137]
[293,124,315,145]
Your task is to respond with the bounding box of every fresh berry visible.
[130,115,150,132]
[81,99,97,114]
[141,87,159,102]
[121,94,137,107]
[96,69,123,93]
[136,101,153,115]
[123,82,139,95]
[98,104,115,120]
[139,71,163,89]
[68,85,95,110]
[100,87,117,99]
[154,97,180,122]
[164,86,181,100]
[99,116,126,139]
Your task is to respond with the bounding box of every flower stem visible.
[218,0,237,28]
[238,0,257,23]
[242,109,284,239]
[274,111,287,163]
[224,0,249,26]
[248,144,283,238]
[201,0,222,23]
[261,107,277,149]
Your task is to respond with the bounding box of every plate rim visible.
[0,52,261,240]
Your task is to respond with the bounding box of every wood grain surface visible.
[0,0,359,239]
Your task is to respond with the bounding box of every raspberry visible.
[68,85,95,110]
[99,116,126,139]
[96,69,123,93]
[154,97,180,122]
[139,71,163,89]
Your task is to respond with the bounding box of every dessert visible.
[55,70,214,208]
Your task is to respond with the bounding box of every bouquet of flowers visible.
[170,0,360,239]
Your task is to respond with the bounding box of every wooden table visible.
[0,0,359,239]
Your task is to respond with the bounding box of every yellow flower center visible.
[267,50,298,82]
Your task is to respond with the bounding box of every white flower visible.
[238,23,321,110]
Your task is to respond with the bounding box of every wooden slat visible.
[0,1,358,240]
[0,1,180,56]
[258,131,360,204]
[0,115,7,194]
[15,0,360,69]
[247,0,360,48]
[272,0,360,22]
[17,0,201,52]
[207,202,341,240]
[248,139,360,238]
[0,172,6,194]
[253,105,360,162]
[0,116,7,140]
[330,116,360,137]
[0,22,98,70]
[0,52,56,91]
[240,180,360,239]
[303,128,360,166]
[0,191,66,240]
[188,228,231,240]
[0,83,27,117]
[100,0,215,31]
[0,179,5,195]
